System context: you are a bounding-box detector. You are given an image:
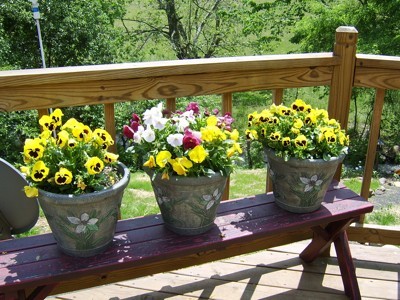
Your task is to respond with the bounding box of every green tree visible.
[0,0,131,69]
[121,0,301,59]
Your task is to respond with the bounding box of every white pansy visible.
[300,175,323,192]
[142,127,156,143]
[173,116,190,132]
[133,125,145,143]
[153,117,168,130]
[143,103,163,126]
[181,110,196,123]
[167,133,184,147]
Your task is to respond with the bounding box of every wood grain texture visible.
[0,67,333,112]
[0,54,337,88]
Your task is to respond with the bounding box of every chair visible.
[0,158,39,240]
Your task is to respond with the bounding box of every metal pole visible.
[30,0,46,68]
[35,19,46,68]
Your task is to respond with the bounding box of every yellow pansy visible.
[85,157,104,175]
[206,115,218,126]
[143,155,156,168]
[229,129,239,141]
[291,99,307,112]
[305,112,317,125]
[20,166,30,175]
[56,130,69,148]
[24,186,38,198]
[50,108,64,126]
[189,145,208,163]
[245,129,258,140]
[293,119,303,129]
[294,135,308,148]
[62,118,80,130]
[73,124,92,142]
[156,151,172,168]
[23,139,44,160]
[104,152,119,163]
[55,168,73,185]
[324,130,337,144]
[269,132,281,141]
[31,161,49,182]
[39,115,57,131]
[161,171,170,180]
[68,138,77,148]
[94,129,114,149]
[227,142,242,157]
[282,137,291,147]
[170,157,193,175]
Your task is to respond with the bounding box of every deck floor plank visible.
[47,240,399,299]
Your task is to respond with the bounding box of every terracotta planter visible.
[147,171,228,235]
[38,162,130,257]
[264,148,344,213]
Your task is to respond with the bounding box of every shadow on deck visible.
[48,240,399,299]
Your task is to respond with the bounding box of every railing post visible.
[329,26,358,181]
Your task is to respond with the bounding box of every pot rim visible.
[146,169,228,186]
[264,147,346,164]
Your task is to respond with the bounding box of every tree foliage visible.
[291,0,400,55]
[0,0,131,69]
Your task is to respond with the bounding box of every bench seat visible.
[0,181,373,300]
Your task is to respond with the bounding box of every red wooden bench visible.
[0,181,373,300]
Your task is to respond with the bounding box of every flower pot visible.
[37,162,130,257]
[147,172,228,235]
[264,148,345,213]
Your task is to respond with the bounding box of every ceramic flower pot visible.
[264,148,345,213]
[147,171,228,235]
[37,162,130,257]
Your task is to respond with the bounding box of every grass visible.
[366,205,400,226]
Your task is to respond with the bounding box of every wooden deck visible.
[47,240,399,300]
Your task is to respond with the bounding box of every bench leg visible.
[334,231,361,300]
[300,218,361,300]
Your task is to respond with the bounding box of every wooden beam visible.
[0,67,333,112]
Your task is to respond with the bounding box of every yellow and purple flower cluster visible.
[123,102,242,178]
[246,99,349,161]
[21,109,119,197]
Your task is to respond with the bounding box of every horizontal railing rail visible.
[0,26,399,246]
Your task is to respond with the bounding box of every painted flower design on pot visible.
[202,188,222,210]
[300,175,323,192]
[67,213,99,234]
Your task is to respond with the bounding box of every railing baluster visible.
[361,88,386,202]
[166,98,176,116]
[272,88,284,105]
[222,93,233,200]
[104,104,117,154]
[266,89,285,192]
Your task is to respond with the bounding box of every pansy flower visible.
[85,157,104,175]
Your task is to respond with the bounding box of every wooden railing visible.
[0,26,399,245]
